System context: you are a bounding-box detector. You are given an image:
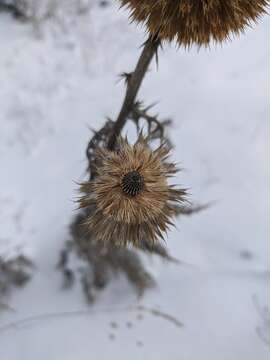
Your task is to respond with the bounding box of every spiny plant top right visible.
[120,0,269,46]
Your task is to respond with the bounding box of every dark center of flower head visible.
[121,170,144,197]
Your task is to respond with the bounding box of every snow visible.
[1,0,270,359]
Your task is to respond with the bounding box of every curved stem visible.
[108,36,160,150]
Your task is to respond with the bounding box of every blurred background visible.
[0,0,270,359]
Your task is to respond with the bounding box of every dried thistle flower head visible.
[79,135,186,247]
[120,0,269,46]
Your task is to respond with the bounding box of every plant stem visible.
[108,36,160,150]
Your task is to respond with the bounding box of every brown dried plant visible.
[59,0,268,301]
[59,119,201,302]
[79,135,186,247]
[120,0,269,46]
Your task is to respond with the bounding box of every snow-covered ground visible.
[1,1,270,359]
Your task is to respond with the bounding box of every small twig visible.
[137,305,184,328]
[0,305,184,335]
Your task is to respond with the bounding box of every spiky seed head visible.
[78,135,186,247]
[120,0,269,46]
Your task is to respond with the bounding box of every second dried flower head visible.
[79,135,186,247]
[120,0,269,46]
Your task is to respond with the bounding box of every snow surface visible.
[1,0,270,359]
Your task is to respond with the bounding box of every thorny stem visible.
[107,36,160,150]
